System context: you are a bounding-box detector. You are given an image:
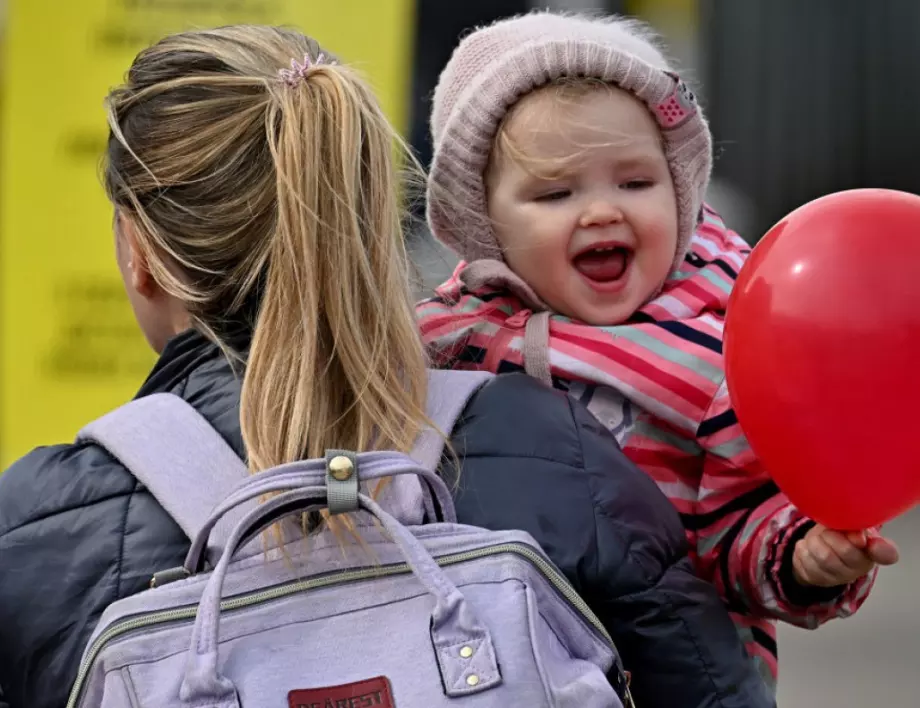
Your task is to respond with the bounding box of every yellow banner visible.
[625,0,699,36]
[0,0,415,466]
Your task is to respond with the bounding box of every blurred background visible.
[0,0,917,704]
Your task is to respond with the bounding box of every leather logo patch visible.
[289,676,394,708]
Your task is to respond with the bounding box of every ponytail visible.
[241,63,429,473]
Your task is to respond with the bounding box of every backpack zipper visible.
[66,542,621,708]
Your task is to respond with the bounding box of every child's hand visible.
[792,524,900,587]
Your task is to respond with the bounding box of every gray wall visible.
[702,0,920,239]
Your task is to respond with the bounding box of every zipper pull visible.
[149,566,191,589]
[625,681,637,708]
[505,309,532,328]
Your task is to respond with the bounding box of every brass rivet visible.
[328,455,354,481]
[466,675,480,687]
[459,646,473,659]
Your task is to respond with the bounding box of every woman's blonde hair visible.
[104,25,429,476]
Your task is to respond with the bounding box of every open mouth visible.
[572,244,632,284]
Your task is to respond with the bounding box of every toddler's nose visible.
[579,200,624,228]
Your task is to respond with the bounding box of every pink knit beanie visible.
[427,11,712,275]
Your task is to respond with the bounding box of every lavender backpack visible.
[66,370,631,708]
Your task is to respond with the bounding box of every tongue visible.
[574,249,628,282]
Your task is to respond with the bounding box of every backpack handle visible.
[180,479,502,704]
[182,451,458,574]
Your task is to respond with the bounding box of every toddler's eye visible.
[622,179,653,190]
[534,189,571,202]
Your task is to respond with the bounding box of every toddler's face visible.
[486,85,678,325]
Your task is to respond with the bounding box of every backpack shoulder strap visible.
[410,370,494,472]
[79,373,491,543]
[77,394,251,551]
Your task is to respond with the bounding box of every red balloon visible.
[725,189,920,530]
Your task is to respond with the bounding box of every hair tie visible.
[279,52,336,86]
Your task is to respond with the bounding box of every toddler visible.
[417,11,899,689]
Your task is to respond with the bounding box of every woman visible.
[0,26,771,708]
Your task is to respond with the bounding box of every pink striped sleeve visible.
[416,272,522,370]
[416,295,475,367]
[696,378,877,626]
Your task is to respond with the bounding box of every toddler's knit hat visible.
[427,11,712,275]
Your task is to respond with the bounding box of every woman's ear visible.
[116,212,158,299]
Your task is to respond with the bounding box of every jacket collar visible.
[134,329,224,399]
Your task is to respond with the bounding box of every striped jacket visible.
[417,206,876,687]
